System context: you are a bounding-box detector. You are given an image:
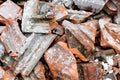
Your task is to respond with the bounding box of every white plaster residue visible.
[106,78,112,80]
[106,56,114,65]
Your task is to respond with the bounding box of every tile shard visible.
[0,0,22,20]
[18,33,35,58]
[65,30,86,55]
[15,33,56,76]
[76,23,96,43]
[0,66,15,80]
[34,62,46,80]
[62,20,95,54]
[22,0,51,33]
[53,5,69,21]
[22,0,69,33]
[67,10,92,24]
[105,23,120,41]
[73,0,108,13]
[0,16,26,56]
[104,0,117,16]
[99,19,120,53]
[77,62,103,80]
[44,41,79,80]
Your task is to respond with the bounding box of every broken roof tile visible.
[34,62,46,80]
[0,0,22,20]
[99,19,120,53]
[44,41,79,80]
[105,23,120,42]
[104,0,117,16]
[77,62,103,80]
[67,10,92,24]
[15,33,56,76]
[22,0,52,33]
[65,30,86,54]
[73,0,108,13]
[0,17,26,56]
[62,20,95,54]
[53,5,69,21]
[0,66,15,80]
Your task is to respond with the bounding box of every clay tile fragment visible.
[53,5,69,21]
[65,30,89,61]
[62,20,95,54]
[67,10,92,24]
[73,0,108,13]
[76,23,97,43]
[0,66,15,80]
[104,0,117,16]
[82,20,99,34]
[58,41,89,62]
[99,19,120,54]
[22,0,52,33]
[65,30,86,55]
[44,41,79,80]
[15,33,56,76]
[69,48,89,62]
[40,3,69,21]
[34,62,46,80]
[105,23,120,42]
[0,16,26,57]
[22,0,68,33]
[77,62,103,80]
[0,0,22,20]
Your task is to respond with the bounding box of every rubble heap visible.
[0,0,120,80]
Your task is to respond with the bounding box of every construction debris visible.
[62,20,95,55]
[0,0,22,20]
[77,62,103,80]
[15,33,56,76]
[67,10,92,24]
[44,42,79,80]
[0,16,26,57]
[73,0,109,13]
[0,0,120,80]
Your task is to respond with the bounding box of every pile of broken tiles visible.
[0,0,120,80]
